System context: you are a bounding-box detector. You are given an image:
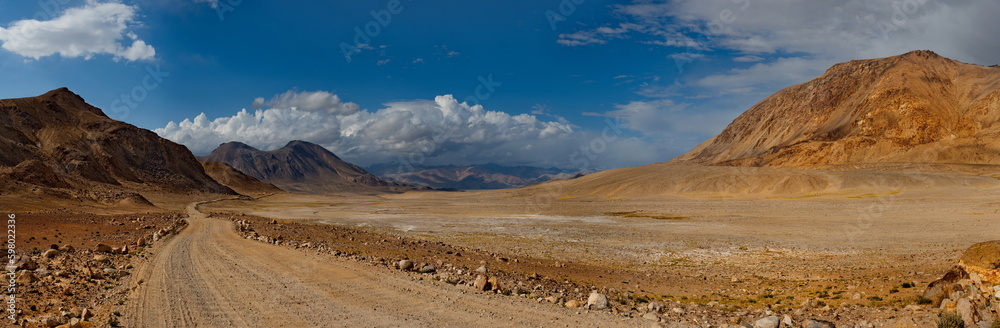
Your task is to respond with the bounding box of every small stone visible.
[473,275,490,291]
[81,308,93,320]
[17,258,38,270]
[41,315,65,327]
[670,307,684,314]
[475,266,488,274]
[60,244,75,252]
[418,265,436,273]
[545,296,561,304]
[119,245,129,254]
[642,312,659,321]
[15,271,39,284]
[565,300,581,308]
[94,244,113,253]
[753,315,779,328]
[586,291,608,310]
[42,249,60,258]
[136,237,147,246]
[955,297,979,326]
[781,314,793,327]
[647,301,663,313]
[802,318,836,328]
[93,255,110,263]
[487,277,498,291]
[397,260,413,271]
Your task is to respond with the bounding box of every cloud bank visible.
[156,90,662,169]
[0,0,155,61]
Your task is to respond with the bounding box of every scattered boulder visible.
[586,291,608,310]
[959,240,1000,283]
[15,270,39,284]
[136,237,147,246]
[17,258,38,271]
[753,316,779,328]
[41,315,65,328]
[92,255,110,263]
[565,300,581,308]
[955,297,980,327]
[118,245,129,254]
[802,319,836,328]
[397,260,413,271]
[473,275,490,291]
[60,244,75,252]
[42,249,60,258]
[487,277,498,291]
[647,301,663,313]
[94,244,113,253]
[418,265,436,274]
[475,266,487,274]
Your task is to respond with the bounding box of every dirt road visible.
[123,203,636,327]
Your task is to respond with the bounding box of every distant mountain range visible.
[200,140,411,193]
[365,163,592,190]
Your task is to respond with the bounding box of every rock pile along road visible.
[123,203,633,327]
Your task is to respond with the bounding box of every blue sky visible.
[1,0,998,169]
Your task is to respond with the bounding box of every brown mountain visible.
[201,161,284,197]
[516,51,1000,198]
[201,140,407,193]
[671,50,1000,167]
[0,88,236,204]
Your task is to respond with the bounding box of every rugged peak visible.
[216,141,258,151]
[282,140,319,149]
[281,140,341,159]
[671,51,1000,167]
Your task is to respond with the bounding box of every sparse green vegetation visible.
[938,312,964,328]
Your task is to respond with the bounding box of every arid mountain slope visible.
[366,163,591,190]
[201,161,283,197]
[0,88,235,203]
[201,140,407,193]
[671,50,1000,167]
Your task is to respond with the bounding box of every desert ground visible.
[191,165,1000,326]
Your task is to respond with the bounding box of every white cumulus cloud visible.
[155,91,659,169]
[0,0,155,61]
[251,90,360,115]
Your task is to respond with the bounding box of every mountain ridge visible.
[201,140,408,193]
[0,88,237,205]
[670,50,1000,167]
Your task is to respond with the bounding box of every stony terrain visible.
[220,210,945,327]
[7,211,185,327]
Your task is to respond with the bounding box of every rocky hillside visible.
[671,50,1000,167]
[201,161,284,197]
[0,88,235,204]
[201,140,407,193]
[366,163,591,190]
